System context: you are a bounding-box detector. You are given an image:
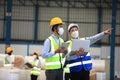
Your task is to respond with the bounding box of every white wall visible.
[90,47,101,58]
[11,44,27,56]
[29,44,43,55]
[0,44,43,56]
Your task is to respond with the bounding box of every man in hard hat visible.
[4,47,15,67]
[42,17,68,80]
[30,52,41,80]
[64,23,112,80]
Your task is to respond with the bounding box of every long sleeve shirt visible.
[66,32,105,61]
[42,34,62,58]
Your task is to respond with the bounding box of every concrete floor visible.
[115,78,120,80]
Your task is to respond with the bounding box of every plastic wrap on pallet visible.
[19,70,31,80]
[38,70,46,80]
[92,60,105,72]
[96,72,106,80]
[0,68,20,80]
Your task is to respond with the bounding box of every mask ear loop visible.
[56,28,59,36]
[52,25,60,36]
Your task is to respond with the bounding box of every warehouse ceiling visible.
[0,0,120,9]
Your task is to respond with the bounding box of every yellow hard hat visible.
[6,47,13,53]
[50,17,64,26]
[33,52,39,56]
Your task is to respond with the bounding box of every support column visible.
[66,1,70,40]
[97,7,102,45]
[6,0,12,46]
[110,0,117,80]
[34,5,39,43]
[97,7,102,33]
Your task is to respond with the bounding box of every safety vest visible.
[4,55,9,64]
[64,64,70,73]
[4,55,13,67]
[67,38,92,72]
[45,36,64,70]
[30,67,40,76]
[31,60,40,67]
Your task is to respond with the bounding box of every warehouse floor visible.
[115,78,120,80]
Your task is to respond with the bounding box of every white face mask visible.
[58,28,64,36]
[71,31,79,38]
[33,55,36,59]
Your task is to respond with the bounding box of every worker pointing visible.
[65,23,112,80]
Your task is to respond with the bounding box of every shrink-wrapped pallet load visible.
[96,72,106,80]
[0,67,20,80]
[90,59,106,80]
[90,71,96,80]
[19,69,31,80]
[13,55,25,69]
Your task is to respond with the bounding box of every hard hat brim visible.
[50,22,65,27]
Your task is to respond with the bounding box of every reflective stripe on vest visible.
[4,55,11,64]
[31,60,39,67]
[4,56,8,64]
[67,38,92,72]
[45,36,64,70]
[64,65,70,73]
[4,64,13,67]
[30,67,40,76]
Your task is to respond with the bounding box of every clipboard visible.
[71,39,90,52]
[61,42,69,49]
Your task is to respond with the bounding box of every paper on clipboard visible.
[71,39,90,52]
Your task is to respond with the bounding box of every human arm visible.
[42,39,55,58]
[86,28,112,45]
[37,60,41,68]
[42,39,67,58]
